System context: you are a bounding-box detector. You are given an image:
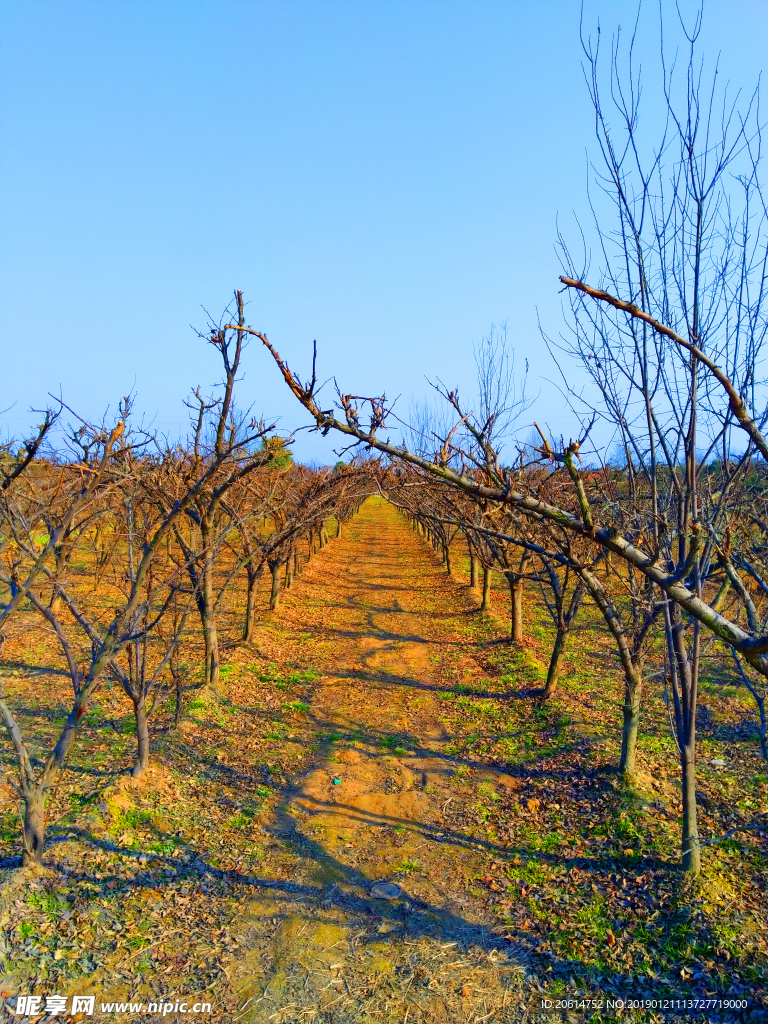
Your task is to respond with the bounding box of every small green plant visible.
[717,837,743,855]
[256,668,281,683]
[27,892,60,914]
[114,808,153,830]
[532,832,560,853]
[575,895,611,940]
[398,858,420,872]
[147,839,177,855]
[0,810,18,844]
[18,921,35,941]
[614,814,644,846]
[227,812,252,830]
[381,735,410,755]
[287,669,318,683]
[283,700,310,713]
[84,705,104,725]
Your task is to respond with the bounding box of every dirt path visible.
[232,497,529,1022]
[5,497,766,1021]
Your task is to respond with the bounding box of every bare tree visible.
[147,291,276,694]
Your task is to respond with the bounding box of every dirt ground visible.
[1,498,766,1023]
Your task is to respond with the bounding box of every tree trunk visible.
[243,571,259,642]
[543,578,585,700]
[284,552,294,589]
[507,573,524,643]
[579,566,646,780]
[444,543,452,576]
[132,694,150,778]
[202,611,220,693]
[269,559,282,610]
[470,554,479,589]
[22,789,46,866]
[294,551,302,576]
[15,689,99,865]
[200,570,220,693]
[544,628,567,698]
[681,742,700,874]
[619,668,643,775]
[481,567,492,611]
[337,520,343,539]
[667,602,701,874]
[200,542,220,692]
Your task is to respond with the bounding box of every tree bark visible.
[620,668,643,775]
[481,567,492,611]
[196,521,220,693]
[544,629,567,698]
[132,694,150,778]
[668,602,701,874]
[444,543,452,576]
[579,567,645,779]
[681,742,700,873]
[22,790,46,866]
[11,696,89,866]
[242,563,264,643]
[201,578,220,694]
[542,576,585,700]
[507,572,524,643]
[269,559,282,610]
[470,554,479,589]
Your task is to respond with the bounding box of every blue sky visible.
[1,0,766,462]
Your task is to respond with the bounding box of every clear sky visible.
[1,0,766,462]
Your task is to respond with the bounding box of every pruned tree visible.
[146,291,276,694]
[255,9,767,876]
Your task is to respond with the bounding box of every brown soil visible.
[228,497,530,1021]
[3,497,766,1023]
